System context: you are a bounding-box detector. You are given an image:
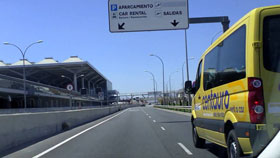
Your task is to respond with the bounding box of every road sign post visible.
[109,0,189,32]
[66,84,74,108]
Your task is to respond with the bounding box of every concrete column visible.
[88,81,91,95]
[92,83,95,95]
[74,73,77,91]
[82,77,85,89]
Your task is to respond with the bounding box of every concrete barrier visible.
[0,104,139,155]
[154,105,191,113]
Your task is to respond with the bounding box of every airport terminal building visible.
[0,56,115,108]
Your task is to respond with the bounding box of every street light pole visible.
[144,70,156,104]
[150,54,165,105]
[182,57,195,90]
[184,29,193,106]
[3,40,43,109]
[154,79,158,93]
[182,62,185,90]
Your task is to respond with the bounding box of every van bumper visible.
[234,123,269,156]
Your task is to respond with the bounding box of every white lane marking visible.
[161,127,166,131]
[142,109,147,114]
[32,109,128,158]
[149,116,151,118]
[129,109,139,112]
[146,114,148,116]
[153,120,156,123]
[177,142,193,155]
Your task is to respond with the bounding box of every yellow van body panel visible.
[196,127,227,147]
[238,138,253,155]
[224,111,238,124]
[258,5,280,141]
[192,110,197,119]
[191,5,280,156]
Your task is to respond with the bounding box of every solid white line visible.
[142,109,147,114]
[161,127,165,131]
[153,120,156,123]
[32,109,127,158]
[178,142,193,155]
[149,116,151,118]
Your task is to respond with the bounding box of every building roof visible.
[63,56,84,63]
[0,56,111,90]
[0,60,6,66]
[12,59,32,66]
[37,57,58,64]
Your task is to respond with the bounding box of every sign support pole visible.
[184,29,191,106]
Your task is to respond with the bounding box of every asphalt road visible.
[4,106,228,158]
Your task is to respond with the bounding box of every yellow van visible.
[185,5,280,158]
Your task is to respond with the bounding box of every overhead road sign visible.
[108,0,189,32]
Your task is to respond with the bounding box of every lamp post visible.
[150,54,165,104]
[3,40,43,109]
[144,70,156,104]
[182,57,195,89]
[182,57,195,106]
[154,79,158,93]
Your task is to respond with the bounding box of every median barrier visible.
[154,105,192,113]
[0,104,138,155]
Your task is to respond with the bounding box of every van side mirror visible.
[185,81,194,94]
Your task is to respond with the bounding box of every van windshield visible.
[263,15,280,73]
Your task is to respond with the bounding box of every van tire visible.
[227,130,242,158]
[192,123,205,148]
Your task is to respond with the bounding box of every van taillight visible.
[248,77,265,124]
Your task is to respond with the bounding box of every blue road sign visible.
[111,4,118,11]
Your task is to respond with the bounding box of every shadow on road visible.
[204,143,228,158]
[159,120,191,124]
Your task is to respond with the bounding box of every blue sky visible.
[0,0,279,93]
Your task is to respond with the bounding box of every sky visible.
[0,0,279,93]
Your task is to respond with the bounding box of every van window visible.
[203,25,246,90]
[194,60,203,92]
[203,47,219,90]
[263,15,280,73]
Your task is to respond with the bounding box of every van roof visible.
[200,5,280,59]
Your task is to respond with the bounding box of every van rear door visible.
[260,7,280,139]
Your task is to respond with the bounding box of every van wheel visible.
[227,130,242,158]
[192,123,205,148]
